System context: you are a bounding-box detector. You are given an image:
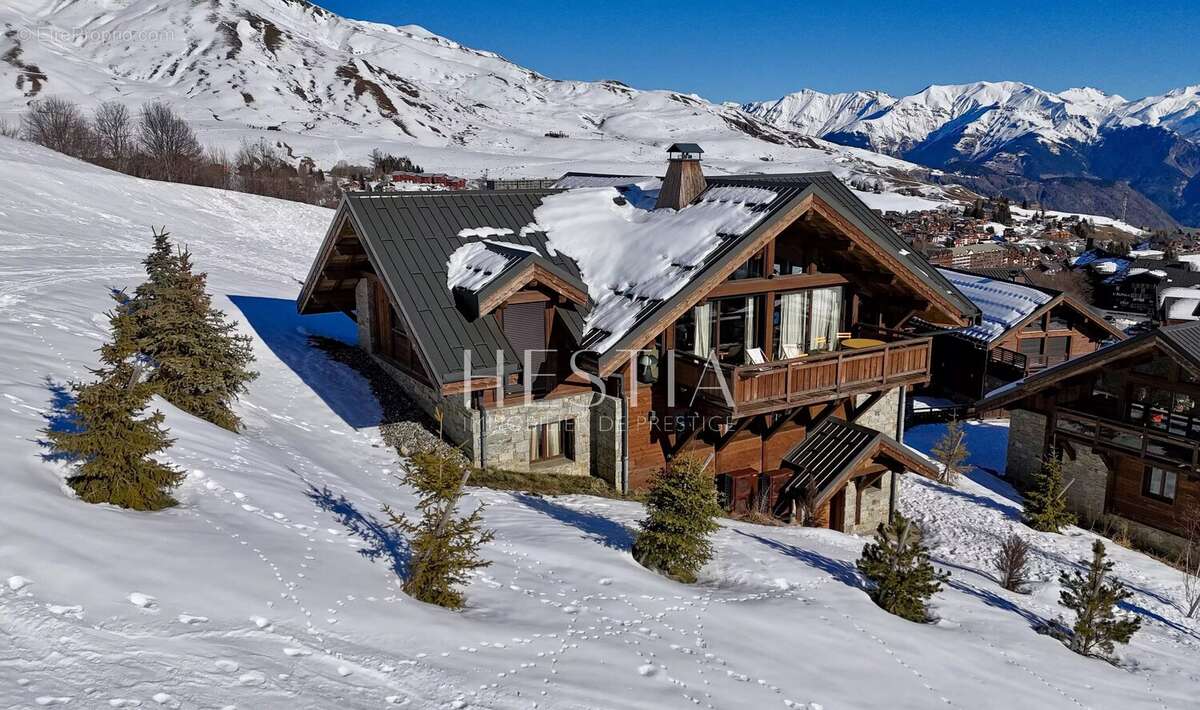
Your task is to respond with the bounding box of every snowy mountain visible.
[0,0,935,190]
[745,82,1200,225]
[2,137,1200,707]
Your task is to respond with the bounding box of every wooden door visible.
[828,488,846,532]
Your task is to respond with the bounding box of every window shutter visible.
[503,301,547,377]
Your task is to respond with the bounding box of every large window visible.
[530,419,575,462]
[772,287,842,359]
[1143,466,1178,503]
[1129,385,1198,436]
[714,297,761,363]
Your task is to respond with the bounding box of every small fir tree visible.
[856,513,948,622]
[137,247,257,431]
[1059,540,1141,657]
[1023,457,1076,533]
[386,450,494,610]
[931,419,969,486]
[43,309,183,510]
[993,532,1033,593]
[632,456,724,583]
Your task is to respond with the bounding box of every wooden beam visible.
[715,415,753,450]
[707,272,849,299]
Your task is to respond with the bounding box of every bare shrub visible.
[793,482,827,527]
[931,418,969,486]
[21,96,94,158]
[93,101,134,170]
[0,117,18,139]
[992,532,1032,593]
[137,101,202,182]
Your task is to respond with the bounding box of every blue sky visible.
[312,1,1199,103]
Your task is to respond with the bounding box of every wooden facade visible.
[930,279,1126,404]
[980,327,1200,541]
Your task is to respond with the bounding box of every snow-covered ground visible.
[2,139,1200,708]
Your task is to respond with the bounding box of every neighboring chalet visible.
[923,268,1126,405]
[297,145,976,533]
[979,321,1200,554]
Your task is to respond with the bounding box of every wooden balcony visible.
[1054,408,1200,470]
[675,337,933,417]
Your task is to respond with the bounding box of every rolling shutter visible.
[503,301,547,378]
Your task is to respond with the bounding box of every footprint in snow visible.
[249,615,271,629]
[151,693,174,706]
[238,671,266,686]
[34,697,73,706]
[177,614,209,624]
[214,659,240,673]
[128,592,157,609]
[108,699,142,707]
[46,604,84,618]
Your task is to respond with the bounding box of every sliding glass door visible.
[773,286,843,359]
[674,297,762,364]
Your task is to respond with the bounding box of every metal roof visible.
[780,418,935,504]
[302,172,980,384]
[1160,319,1200,363]
[666,143,703,154]
[339,189,587,385]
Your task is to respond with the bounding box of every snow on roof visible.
[1179,254,1200,272]
[1160,287,1200,321]
[938,268,1052,342]
[1128,248,1165,259]
[446,241,517,291]
[458,226,515,239]
[534,185,776,352]
[554,174,659,189]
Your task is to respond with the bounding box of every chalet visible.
[978,321,1200,554]
[297,145,977,533]
[923,268,1126,404]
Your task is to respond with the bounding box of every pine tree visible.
[931,419,969,486]
[856,513,948,622]
[632,456,724,584]
[1023,457,1076,533]
[1059,540,1141,657]
[43,309,183,511]
[137,247,257,431]
[386,450,494,610]
[99,288,139,366]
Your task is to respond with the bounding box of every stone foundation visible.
[1005,408,1047,486]
[841,473,894,535]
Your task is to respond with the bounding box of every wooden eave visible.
[475,261,589,316]
[977,334,1161,411]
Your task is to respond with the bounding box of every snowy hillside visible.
[3,139,1200,708]
[0,0,932,188]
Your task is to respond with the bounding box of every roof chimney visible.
[655,143,706,210]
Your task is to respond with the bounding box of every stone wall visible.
[842,473,894,535]
[481,393,596,476]
[855,388,901,439]
[589,394,623,488]
[1006,408,1047,487]
[1059,444,1109,522]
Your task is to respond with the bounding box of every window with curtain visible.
[530,419,575,462]
[774,290,809,359]
[809,287,842,353]
[713,297,760,364]
[1144,466,1177,503]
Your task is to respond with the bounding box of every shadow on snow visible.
[228,295,381,429]
[38,376,80,463]
[737,530,866,591]
[305,483,410,578]
[513,493,635,550]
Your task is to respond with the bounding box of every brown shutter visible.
[503,301,547,378]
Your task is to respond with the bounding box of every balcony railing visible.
[675,337,933,417]
[1055,408,1200,469]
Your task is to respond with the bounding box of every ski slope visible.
[1,138,1198,708]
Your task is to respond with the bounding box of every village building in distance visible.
[979,320,1200,555]
[919,267,1126,406]
[297,145,974,533]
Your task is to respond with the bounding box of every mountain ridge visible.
[745,82,1200,226]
